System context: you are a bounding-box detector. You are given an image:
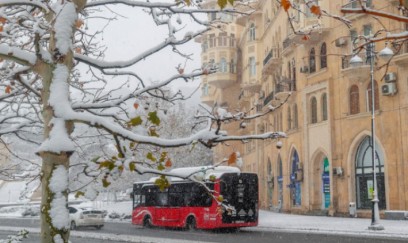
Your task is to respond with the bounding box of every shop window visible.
[355,136,386,209]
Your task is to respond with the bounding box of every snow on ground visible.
[0,200,408,241]
[256,210,408,239]
[0,181,28,203]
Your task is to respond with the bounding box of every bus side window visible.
[189,184,212,207]
[134,194,140,208]
[156,192,168,207]
[169,193,184,207]
[168,184,184,207]
[144,187,156,206]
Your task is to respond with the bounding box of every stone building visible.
[198,0,408,217]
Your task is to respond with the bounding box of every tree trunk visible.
[37,1,86,242]
[39,153,70,242]
[38,63,72,242]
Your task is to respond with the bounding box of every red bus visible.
[131,166,258,230]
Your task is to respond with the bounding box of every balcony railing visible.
[263,91,275,107]
[341,52,371,81]
[390,40,408,65]
[262,47,282,75]
[283,37,292,52]
[341,52,371,69]
[263,51,273,66]
[342,0,372,10]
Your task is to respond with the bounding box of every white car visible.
[68,206,104,230]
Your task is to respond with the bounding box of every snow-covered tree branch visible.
[0,0,283,242]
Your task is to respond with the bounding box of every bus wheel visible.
[143,216,152,228]
[185,216,196,231]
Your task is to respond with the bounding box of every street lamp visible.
[349,41,393,231]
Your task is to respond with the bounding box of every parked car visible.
[68,206,104,230]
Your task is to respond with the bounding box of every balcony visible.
[263,91,275,107]
[341,1,373,20]
[241,79,261,92]
[282,18,329,54]
[262,46,282,76]
[276,80,295,97]
[207,72,236,89]
[207,63,237,89]
[393,42,408,66]
[341,53,370,82]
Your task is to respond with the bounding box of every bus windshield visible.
[219,173,258,223]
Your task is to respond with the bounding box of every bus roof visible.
[134,166,241,184]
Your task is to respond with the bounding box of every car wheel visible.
[143,216,152,228]
[185,216,196,231]
[95,225,103,230]
[70,221,77,230]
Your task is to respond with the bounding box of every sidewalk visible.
[254,210,408,240]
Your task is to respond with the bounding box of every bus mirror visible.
[130,192,134,199]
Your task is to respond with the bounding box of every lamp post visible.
[350,40,393,231]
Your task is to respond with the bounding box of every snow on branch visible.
[0,44,37,66]
[0,0,50,12]
[74,27,209,69]
[341,7,408,23]
[71,69,211,110]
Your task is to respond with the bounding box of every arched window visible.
[277,155,283,207]
[355,136,386,209]
[288,61,291,80]
[321,93,328,121]
[267,158,273,207]
[219,58,227,73]
[290,150,301,206]
[309,48,316,73]
[293,104,298,128]
[349,85,360,115]
[367,81,379,112]
[279,111,283,131]
[291,58,296,91]
[311,97,318,124]
[287,106,292,130]
[320,42,327,69]
[249,23,256,41]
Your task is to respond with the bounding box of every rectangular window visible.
[210,12,216,21]
[366,0,372,7]
[249,57,256,76]
[350,29,358,46]
[363,24,372,37]
[248,24,256,41]
[209,34,215,48]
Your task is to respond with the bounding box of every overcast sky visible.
[84,4,204,105]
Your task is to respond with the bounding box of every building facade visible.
[198,0,408,217]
